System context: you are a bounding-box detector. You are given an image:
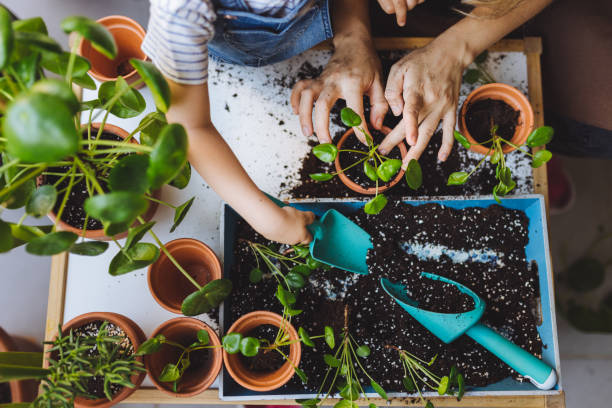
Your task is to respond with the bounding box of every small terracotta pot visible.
[334,126,408,195]
[223,311,301,392]
[59,312,147,408]
[144,318,222,397]
[45,122,159,241]
[0,327,39,403]
[459,83,534,156]
[78,16,147,87]
[148,238,222,314]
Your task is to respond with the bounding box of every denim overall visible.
[208,0,333,67]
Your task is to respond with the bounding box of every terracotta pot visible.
[45,122,159,241]
[334,126,408,195]
[148,238,222,314]
[0,327,39,403]
[78,16,147,87]
[144,318,222,397]
[223,311,301,392]
[59,312,147,408]
[459,83,535,156]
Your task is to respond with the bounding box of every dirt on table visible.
[238,324,288,372]
[465,98,520,145]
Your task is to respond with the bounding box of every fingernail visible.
[375,118,383,129]
[302,126,311,137]
[438,152,448,162]
[391,104,401,116]
[379,147,388,155]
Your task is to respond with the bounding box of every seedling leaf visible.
[526,126,554,147]
[26,231,78,255]
[181,278,233,316]
[324,326,335,349]
[249,268,263,283]
[405,159,422,190]
[69,241,109,256]
[299,327,315,347]
[364,194,387,215]
[25,185,57,218]
[376,159,402,182]
[309,173,334,181]
[447,171,469,186]
[313,143,338,163]
[222,333,242,354]
[454,130,471,149]
[532,149,552,168]
[340,107,362,127]
[356,345,370,357]
[239,337,260,357]
[170,196,195,233]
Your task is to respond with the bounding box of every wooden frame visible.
[43,37,564,407]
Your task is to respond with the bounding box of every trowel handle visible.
[466,324,557,390]
[263,192,324,241]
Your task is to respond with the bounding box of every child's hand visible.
[258,206,316,246]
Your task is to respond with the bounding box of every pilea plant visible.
[386,345,464,408]
[297,307,388,408]
[448,125,554,202]
[0,322,145,408]
[309,107,422,215]
[0,10,230,315]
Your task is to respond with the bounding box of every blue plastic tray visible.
[219,195,562,400]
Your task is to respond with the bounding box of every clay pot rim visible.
[78,15,147,83]
[0,327,28,403]
[334,126,408,195]
[147,238,223,315]
[144,317,223,397]
[459,83,535,156]
[222,311,301,392]
[59,312,146,408]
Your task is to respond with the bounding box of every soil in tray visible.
[238,324,288,372]
[44,131,126,231]
[0,383,10,404]
[228,201,542,392]
[338,128,402,189]
[465,98,520,145]
[406,274,475,314]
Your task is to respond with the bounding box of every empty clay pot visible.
[144,318,222,397]
[78,15,147,86]
[0,327,39,404]
[459,83,534,156]
[334,126,408,195]
[223,311,301,392]
[148,238,222,314]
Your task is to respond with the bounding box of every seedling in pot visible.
[448,124,554,203]
[309,107,422,215]
[386,345,464,407]
[297,306,388,408]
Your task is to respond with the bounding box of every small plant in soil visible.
[297,307,388,408]
[386,345,464,408]
[448,124,554,202]
[0,321,144,408]
[309,107,422,214]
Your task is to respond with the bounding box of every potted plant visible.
[0,327,39,406]
[0,313,146,408]
[309,107,423,214]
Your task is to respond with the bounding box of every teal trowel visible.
[381,272,557,390]
[266,194,372,274]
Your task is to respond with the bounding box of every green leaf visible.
[98,79,146,119]
[402,376,415,392]
[363,160,378,181]
[376,159,402,182]
[275,284,296,307]
[13,17,47,34]
[463,68,480,85]
[0,220,14,253]
[526,126,554,148]
[292,245,310,258]
[222,333,242,354]
[69,241,109,256]
[364,194,387,215]
[181,278,233,316]
[138,112,167,147]
[323,354,340,367]
[457,374,465,400]
[306,255,323,270]
[104,221,131,237]
[158,363,180,383]
[447,171,469,186]
[334,400,357,408]
[125,221,156,251]
[309,173,334,181]
[197,329,210,345]
[13,31,61,54]
[449,365,458,385]
[11,52,39,88]
[8,224,52,249]
[369,404,377,408]
[72,72,96,90]
[491,149,502,164]
[130,59,171,112]
[405,159,423,190]
[532,149,552,168]
[291,264,311,277]
[492,184,501,204]
[298,327,314,347]
[25,231,78,255]
[425,401,434,408]
[239,337,260,357]
[1,179,35,210]
[0,7,14,69]
[312,143,338,163]
[286,308,303,316]
[0,351,43,368]
[109,243,160,276]
[25,185,57,218]
[85,192,148,224]
[4,93,79,163]
[31,79,80,114]
[147,123,188,190]
[566,257,605,292]
[437,376,449,395]
[356,345,370,357]
[108,154,149,194]
[61,16,116,59]
[454,130,471,149]
[0,363,50,381]
[340,383,359,401]
[136,336,164,356]
[41,51,90,77]
[475,50,488,64]
[170,162,191,190]
[324,326,335,349]
[170,196,194,233]
[499,166,513,189]
[371,380,388,400]
[295,367,308,384]
[249,267,263,283]
[340,107,362,127]
[286,271,306,289]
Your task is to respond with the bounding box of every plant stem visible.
[335,156,368,176]
[53,164,77,231]
[65,34,81,83]
[144,195,176,209]
[0,158,18,174]
[467,144,494,178]
[501,138,533,157]
[0,166,45,197]
[73,156,105,195]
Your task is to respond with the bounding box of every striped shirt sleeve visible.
[142,0,216,85]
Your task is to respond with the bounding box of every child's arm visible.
[166,80,315,245]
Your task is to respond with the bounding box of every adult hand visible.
[259,206,316,246]
[376,0,426,26]
[290,38,388,144]
[379,40,466,162]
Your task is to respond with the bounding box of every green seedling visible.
[310,107,422,215]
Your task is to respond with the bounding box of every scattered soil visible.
[0,383,11,404]
[338,128,402,189]
[238,325,288,372]
[465,98,520,145]
[227,201,542,393]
